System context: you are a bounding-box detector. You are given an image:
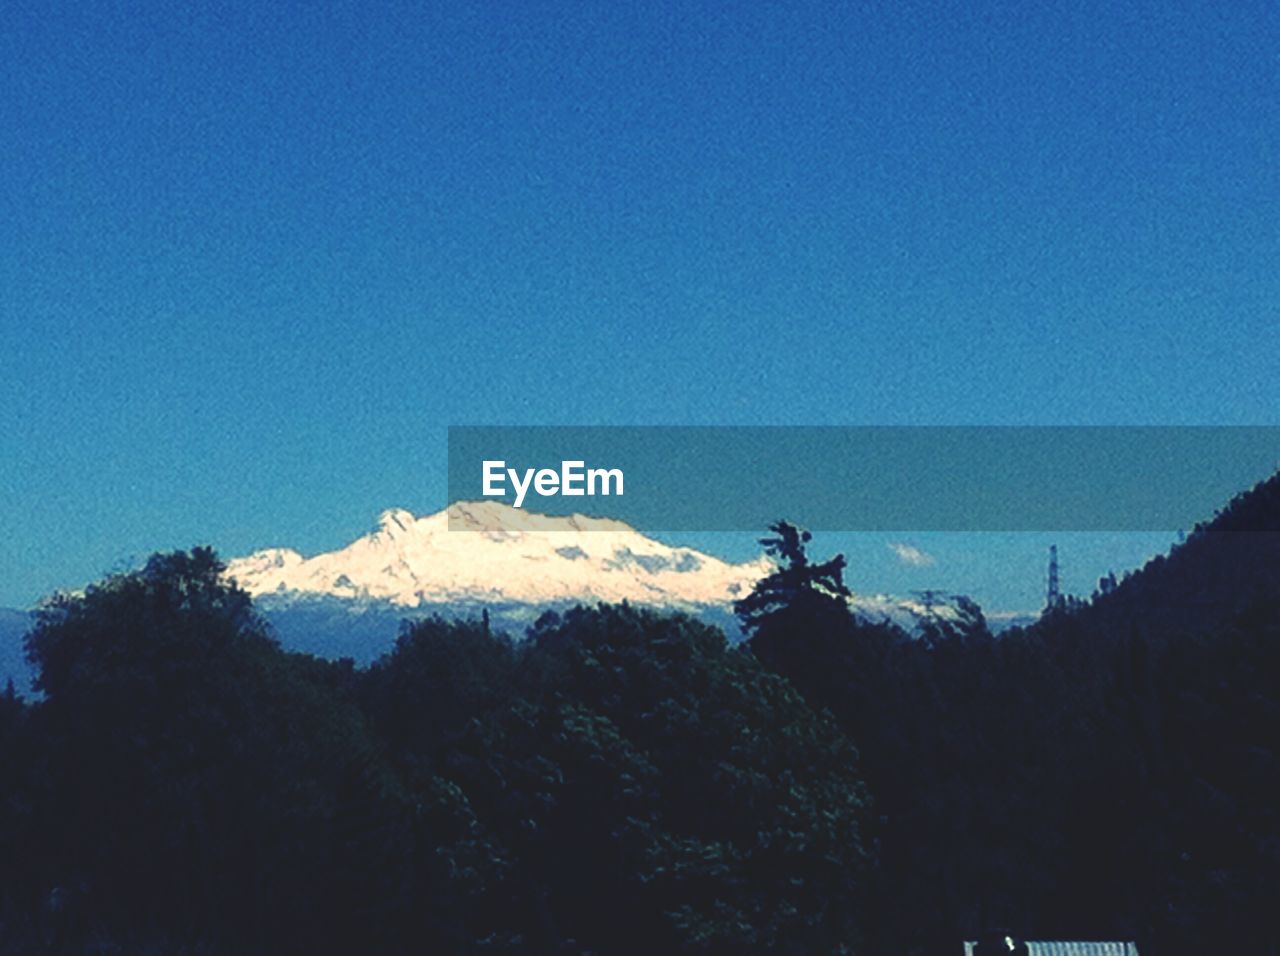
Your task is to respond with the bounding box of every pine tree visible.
[733,521,851,636]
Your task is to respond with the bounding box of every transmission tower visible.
[1045,544,1062,611]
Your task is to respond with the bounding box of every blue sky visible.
[1,0,1276,609]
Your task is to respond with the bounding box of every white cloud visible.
[888,541,935,568]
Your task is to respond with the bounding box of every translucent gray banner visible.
[447,426,1280,531]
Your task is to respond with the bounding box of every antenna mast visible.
[1046,544,1062,612]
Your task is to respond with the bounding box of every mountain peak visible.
[445,499,635,534]
[221,505,1035,639]
[225,504,772,609]
[376,508,417,535]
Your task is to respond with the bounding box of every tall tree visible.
[734,521,851,637]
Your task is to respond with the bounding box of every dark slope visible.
[1020,469,1280,952]
[1064,468,1280,638]
[0,608,34,695]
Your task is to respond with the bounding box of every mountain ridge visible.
[224,501,774,609]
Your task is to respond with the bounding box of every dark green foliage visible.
[3,472,1278,953]
[362,615,520,761]
[735,473,1280,955]
[18,548,383,952]
[734,521,852,638]
[517,605,870,953]
[736,522,868,715]
[375,604,872,954]
[1,552,870,954]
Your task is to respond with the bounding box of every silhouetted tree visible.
[734,521,851,637]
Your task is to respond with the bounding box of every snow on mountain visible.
[221,504,1026,660]
[224,502,774,611]
[1,506,1036,687]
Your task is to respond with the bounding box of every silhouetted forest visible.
[1,474,1278,954]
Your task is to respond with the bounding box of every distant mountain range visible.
[0,504,777,688]
[223,502,1003,662]
[217,503,765,661]
[54,486,1280,691]
[226,503,773,610]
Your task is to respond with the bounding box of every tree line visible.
[0,473,1277,953]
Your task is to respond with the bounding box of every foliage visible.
[3,471,1279,953]
[3,555,870,954]
[728,474,1280,955]
[734,521,851,638]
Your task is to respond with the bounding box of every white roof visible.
[963,944,1139,956]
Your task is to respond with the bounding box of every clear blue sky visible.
[2,0,1276,609]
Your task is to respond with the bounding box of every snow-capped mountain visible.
[225,502,773,610]
[220,504,1022,663]
[0,506,1032,691]
[220,503,774,661]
